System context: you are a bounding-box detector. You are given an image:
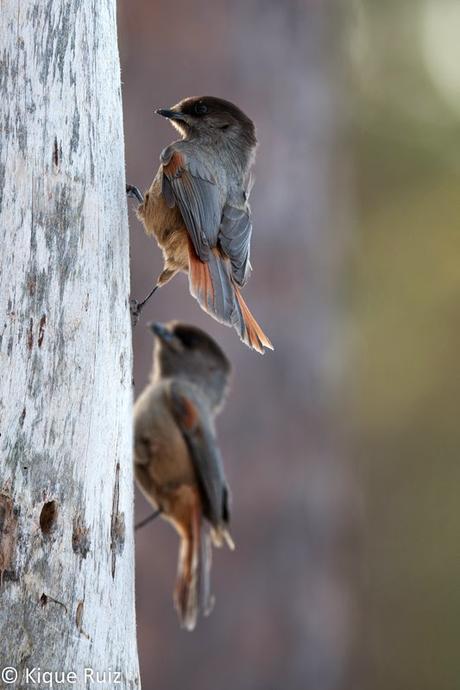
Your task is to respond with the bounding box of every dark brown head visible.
[156,96,257,151]
[150,321,231,410]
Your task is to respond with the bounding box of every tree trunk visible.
[0,1,139,687]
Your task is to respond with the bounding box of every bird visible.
[134,321,234,630]
[127,95,273,354]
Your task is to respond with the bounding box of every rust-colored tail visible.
[188,246,273,354]
[174,491,214,630]
[233,285,274,354]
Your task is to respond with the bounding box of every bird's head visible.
[156,96,257,152]
[150,321,231,409]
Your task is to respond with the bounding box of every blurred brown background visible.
[119,1,460,689]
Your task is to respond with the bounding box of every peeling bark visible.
[0,1,139,686]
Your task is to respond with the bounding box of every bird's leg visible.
[126,184,144,204]
[130,267,178,327]
[126,182,154,326]
[130,284,159,327]
[135,509,162,531]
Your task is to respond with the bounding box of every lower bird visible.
[134,321,234,630]
[127,95,273,354]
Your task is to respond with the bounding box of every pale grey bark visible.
[0,1,139,687]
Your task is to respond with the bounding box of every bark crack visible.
[72,515,91,559]
[110,463,125,578]
[0,493,18,582]
[75,600,91,640]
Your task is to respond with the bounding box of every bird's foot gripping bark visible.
[126,184,144,204]
[129,285,159,327]
[129,299,143,328]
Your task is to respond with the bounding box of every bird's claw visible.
[130,285,159,327]
[130,298,142,328]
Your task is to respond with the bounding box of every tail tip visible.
[174,590,198,632]
[250,335,274,355]
[233,285,274,354]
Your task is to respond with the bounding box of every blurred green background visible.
[349,1,460,688]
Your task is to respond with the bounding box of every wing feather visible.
[168,382,231,530]
[162,149,221,262]
[220,204,252,286]
[161,147,254,289]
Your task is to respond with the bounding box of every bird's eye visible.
[194,102,208,115]
[219,124,230,131]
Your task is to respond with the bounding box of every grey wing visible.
[162,148,222,262]
[219,203,253,286]
[168,382,230,528]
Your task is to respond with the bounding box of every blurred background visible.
[119,1,460,689]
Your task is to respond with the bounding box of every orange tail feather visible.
[188,245,273,354]
[233,285,273,354]
[174,490,201,631]
[174,487,215,630]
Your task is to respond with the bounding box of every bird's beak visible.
[155,108,185,121]
[149,322,175,344]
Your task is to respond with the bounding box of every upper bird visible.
[127,96,273,354]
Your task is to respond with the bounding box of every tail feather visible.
[200,531,214,617]
[188,245,273,354]
[174,498,201,631]
[174,489,235,629]
[233,286,274,354]
[173,492,220,630]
